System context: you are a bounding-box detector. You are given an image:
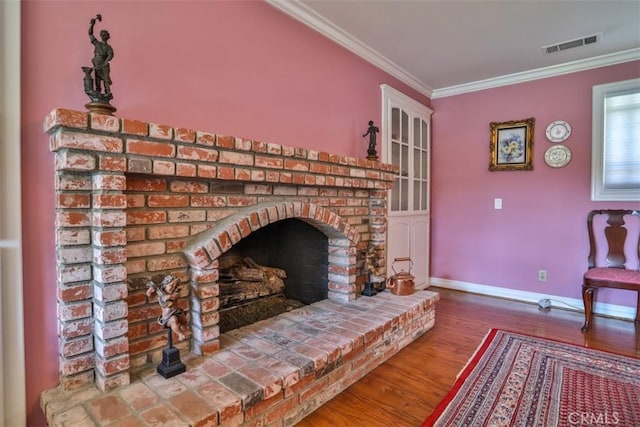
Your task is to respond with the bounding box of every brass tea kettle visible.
[387,257,415,296]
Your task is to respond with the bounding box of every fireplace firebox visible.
[227,218,329,303]
[216,218,329,332]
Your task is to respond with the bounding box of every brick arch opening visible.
[183,201,359,269]
[182,201,361,355]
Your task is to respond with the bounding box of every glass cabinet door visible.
[389,108,429,215]
[413,118,429,211]
[390,108,410,212]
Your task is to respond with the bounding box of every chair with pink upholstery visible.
[581,209,640,332]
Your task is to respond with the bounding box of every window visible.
[592,78,640,201]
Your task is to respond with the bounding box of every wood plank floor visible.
[296,287,639,426]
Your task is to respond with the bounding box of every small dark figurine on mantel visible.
[363,120,379,161]
[83,14,117,115]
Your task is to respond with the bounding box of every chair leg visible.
[636,291,640,324]
[581,286,595,332]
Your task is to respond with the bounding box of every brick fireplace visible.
[41,108,439,426]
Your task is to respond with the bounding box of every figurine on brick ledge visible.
[363,120,379,161]
[83,14,117,115]
[146,274,191,378]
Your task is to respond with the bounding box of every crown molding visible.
[432,48,640,99]
[268,1,639,101]
[266,0,433,98]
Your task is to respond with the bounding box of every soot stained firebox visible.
[217,218,328,332]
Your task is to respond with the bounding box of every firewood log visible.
[243,257,287,279]
[218,278,285,308]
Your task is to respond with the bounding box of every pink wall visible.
[431,61,640,304]
[20,1,640,423]
[21,1,428,424]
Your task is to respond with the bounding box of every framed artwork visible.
[489,117,535,171]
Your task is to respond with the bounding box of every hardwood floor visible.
[295,287,639,426]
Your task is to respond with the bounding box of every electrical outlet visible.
[538,270,547,282]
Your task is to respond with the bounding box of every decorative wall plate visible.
[545,120,571,143]
[544,144,572,168]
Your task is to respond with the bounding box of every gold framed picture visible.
[489,117,535,171]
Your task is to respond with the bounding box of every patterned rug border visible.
[422,328,640,427]
[422,329,500,426]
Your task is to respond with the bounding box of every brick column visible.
[55,169,97,391]
[91,171,130,391]
[327,238,358,301]
[189,266,221,355]
[368,189,388,280]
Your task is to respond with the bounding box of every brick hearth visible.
[42,291,438,426]
[40,108,439,425]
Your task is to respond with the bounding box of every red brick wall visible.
[46,108,396,392]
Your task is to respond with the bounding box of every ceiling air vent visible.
[542,33,601,54]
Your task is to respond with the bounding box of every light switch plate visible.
[494,198,502,210]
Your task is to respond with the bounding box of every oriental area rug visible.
[423,329,640,427]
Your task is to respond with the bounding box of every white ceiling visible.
[268,0,640,98]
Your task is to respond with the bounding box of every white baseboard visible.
[427,278,636,321]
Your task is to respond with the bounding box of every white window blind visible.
[592,78,640,201]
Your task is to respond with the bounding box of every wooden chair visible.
[581,209,640,332]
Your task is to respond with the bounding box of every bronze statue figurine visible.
[363,120,379,161]
[146,275,191,341]
[83,14,116,114]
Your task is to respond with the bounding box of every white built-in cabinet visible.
[381,85,433,289]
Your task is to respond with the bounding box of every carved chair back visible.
[587,209,640,271]
[581,209,640,332]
